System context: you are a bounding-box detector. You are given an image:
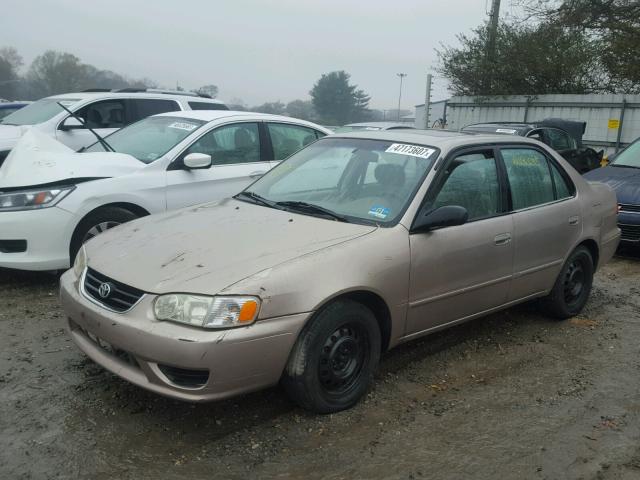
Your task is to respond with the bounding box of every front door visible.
[407,148,514,335]
[56,99,126,151]
[165,122,270,209]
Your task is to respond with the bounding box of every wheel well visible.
[335,291,392,353]
[579,239,599,269]
[69,202,150,257]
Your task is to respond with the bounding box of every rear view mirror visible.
[412,205,468,232]
[60,116,84,131]
[184,153,212,169]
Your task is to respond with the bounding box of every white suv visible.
[0,89,227,167]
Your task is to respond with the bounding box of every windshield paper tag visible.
[168,122,198,131]
[496,128,517,134]
[385,143,434,159]
[368,206,390,219]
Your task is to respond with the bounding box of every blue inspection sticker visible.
[368,205,390,219]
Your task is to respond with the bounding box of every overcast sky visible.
[1,0,517,109]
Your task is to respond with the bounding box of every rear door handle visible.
[494,233,512,246]
[249,170,267,178]
[568,215,580,226]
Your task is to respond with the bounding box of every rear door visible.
[265,122,327,167]
[165,121,269,209]
[406,147,514,335]
[499,146,581,300]
[128,99,181,122]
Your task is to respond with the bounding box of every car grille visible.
[619,204,640,213]
[83,267,145,312]
[619,224,640,242]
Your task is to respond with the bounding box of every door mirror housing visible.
[183,153,212,169]
[412,205,468,232]
[59,116,84,131]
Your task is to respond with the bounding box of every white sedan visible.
[0,111,330,271]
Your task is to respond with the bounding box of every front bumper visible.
[0,206,76,270]
[60,270,311,402]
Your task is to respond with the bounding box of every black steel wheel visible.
[541,246,594,319]
[283,299,381,413]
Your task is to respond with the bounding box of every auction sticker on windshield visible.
[168,122,198,131]
[385,143,435,159]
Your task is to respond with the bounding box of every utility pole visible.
[396,73,407,121]
[423,73,433,129]
[486,0,501,92]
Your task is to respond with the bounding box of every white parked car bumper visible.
[0,206,76,271]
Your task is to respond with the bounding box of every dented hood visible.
[0,129,144,188]
[584,165,640,205]
[85,198,377,295]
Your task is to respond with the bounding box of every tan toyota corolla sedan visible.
[60,130,620,413]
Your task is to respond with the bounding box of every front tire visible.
[541,246,594,319]
[282,299,381,414]
[69,207,138,264]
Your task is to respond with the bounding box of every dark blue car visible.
[0,102,29,120]
[584,139,640,245]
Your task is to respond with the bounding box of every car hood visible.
[0,124,29,150]
[0,129,143,188]
[584,165,640,204]
[85,199,378,295]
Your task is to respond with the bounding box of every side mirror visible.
[59,116,84,131]
[412,205,468,232]
[184,153,212,169]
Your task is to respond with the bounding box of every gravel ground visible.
[1,249,639,480]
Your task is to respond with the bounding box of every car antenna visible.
[56,102,116,153]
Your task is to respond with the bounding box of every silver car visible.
[60,130,620,413]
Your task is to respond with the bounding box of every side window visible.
[267,123,322,160]
[546,129,575,151]
[427,150,501,221]
[188,101,228,111]
[502,148,555,210]
[74,100,126,129]
[129,99,180,122]
[184,122,260,165]
[527,129,544,142]
[549,161,573,199]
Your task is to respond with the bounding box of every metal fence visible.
[417,94,640,153]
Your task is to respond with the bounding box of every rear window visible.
[188,102,228,111]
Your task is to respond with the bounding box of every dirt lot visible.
[1,250,639,480]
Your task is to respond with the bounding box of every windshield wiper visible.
[276,201,348,222]
[235,191,281,209]
[56,102,116,153]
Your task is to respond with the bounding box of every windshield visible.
[243,137,438,224]
[84,116,206,162]
[333,125,382,133]
[0,98,80,126]
[612,139,640,168]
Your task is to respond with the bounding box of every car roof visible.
[344,121,415,128]
[0,102,30,108]
[46,92,226,104]
[330,128,544,150]
[154,110,331,130]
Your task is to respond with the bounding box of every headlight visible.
[154,295,260,329]
[0,185,75,211]
[73,246,86,278]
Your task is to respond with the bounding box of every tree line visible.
[438,0,640,96]
[0,47,385,125]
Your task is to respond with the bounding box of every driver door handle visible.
[494,233,512,246]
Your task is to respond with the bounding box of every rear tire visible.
[282,299,381,414]
[69,207,138,264]
[540,246,594,319]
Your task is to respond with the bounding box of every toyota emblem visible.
[98,282,112,299]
